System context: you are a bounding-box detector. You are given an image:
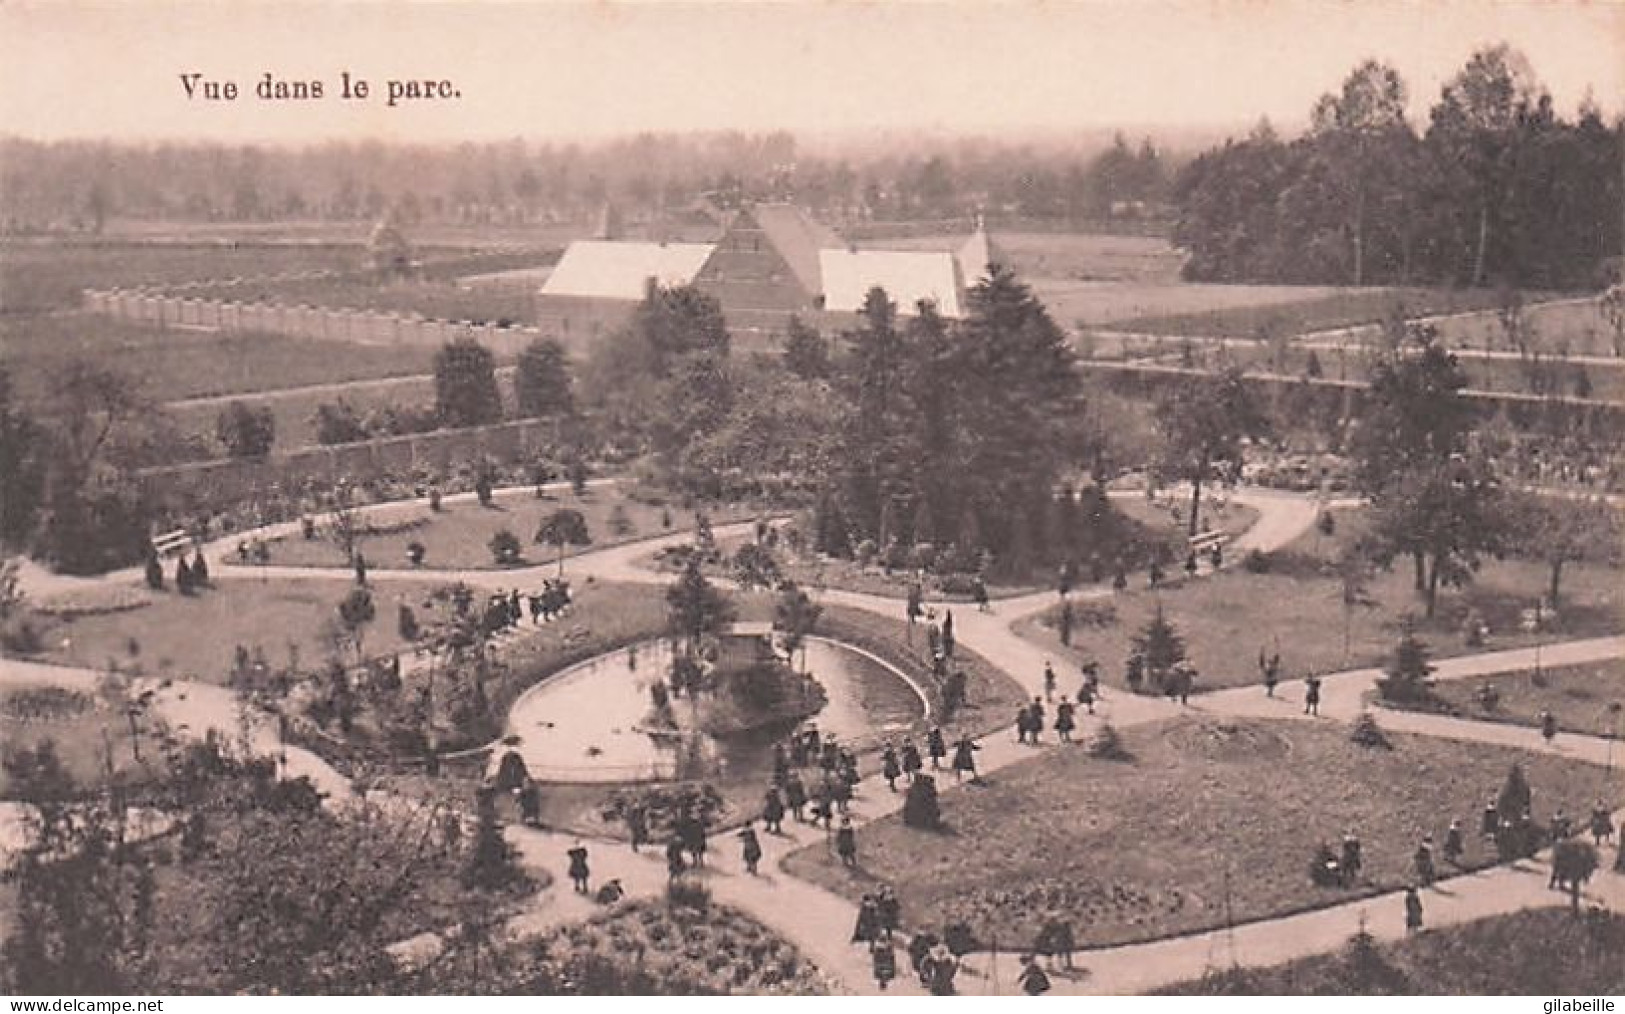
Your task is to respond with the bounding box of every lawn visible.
[1378,659,1625,740]
[1016,506,1623,692]
[0,706,160,795]
[249,487,763,572]
[876,231,1185,284]
[160,372,470,455]
[3,312,440,406]
[26,577,443,683]
[1160,907,1625,995]
[783,716,1625,951]
[1109,287,1512,339]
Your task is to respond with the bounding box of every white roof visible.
[817,249,963,318]
[957,226,1003,286]
[542,240,715,300]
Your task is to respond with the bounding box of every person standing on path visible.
[871,937,898,990]
[1541,710,1559,744]
[1304,675,1323,716]
[738,822,763,875]
[1404,886,1424,933]
[928,727,947,769]
[763,786,786,833]
[952,735,980,783]
[836,816,859,868]
[1043,661,1057,702]
[786,772,808,823]
[566,841,591,894]
[665,836,686,880]
[901,739,923,783]
[877,886,901,939]
[1055,697,1076,744]
[881,743,902,792]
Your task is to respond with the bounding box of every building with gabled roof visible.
[691,203,842,312]
[541,240,715,301]
[819,248,963,318]
[536,207,1003,343]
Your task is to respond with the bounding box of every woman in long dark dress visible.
[1055,697,1077,743]
[927,727,947,768]
[738,823,763,875]
[852,894,880,943]
[881,745,902,791]
[900,740,923,782]
[951,736,979,782]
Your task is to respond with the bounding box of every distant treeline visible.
[1172,46,1624,291]
[0,130,1175,234]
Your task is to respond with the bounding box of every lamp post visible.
[1606,701,1622,771]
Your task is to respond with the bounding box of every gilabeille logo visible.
[1545,1001,1615,1014]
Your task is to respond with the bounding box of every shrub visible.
[666,875,712,911]
[1376,628,1436,703]
[902,773,942,829]
[313,399,371,446]
[489,528,522,566]
[1349,710,1392,749]
[216,400,276,459]
[1087,722,1132,761]
[1242,548,1271,573]
[608,504,635,537]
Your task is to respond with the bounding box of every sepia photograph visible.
[0,0,1622,999]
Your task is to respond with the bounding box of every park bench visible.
[1187,530,1228,554]
[151,529,192,558]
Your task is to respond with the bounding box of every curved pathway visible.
[4,483,1622,995]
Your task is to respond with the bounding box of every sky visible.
[1,1,1621,146]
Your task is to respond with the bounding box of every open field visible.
[92,218,588,251]
[784,716,1625,950]
[24,577,444,682]
[1377,659,1625,740]
[1108,287,1517,339]
[0,239,364,313]
[878,231,1185,284]
[3,313,440,405]
[1036,280,1351,330]
[1017,506,1623,692]
[1161,908,1625,995]
[253,489,761,572]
